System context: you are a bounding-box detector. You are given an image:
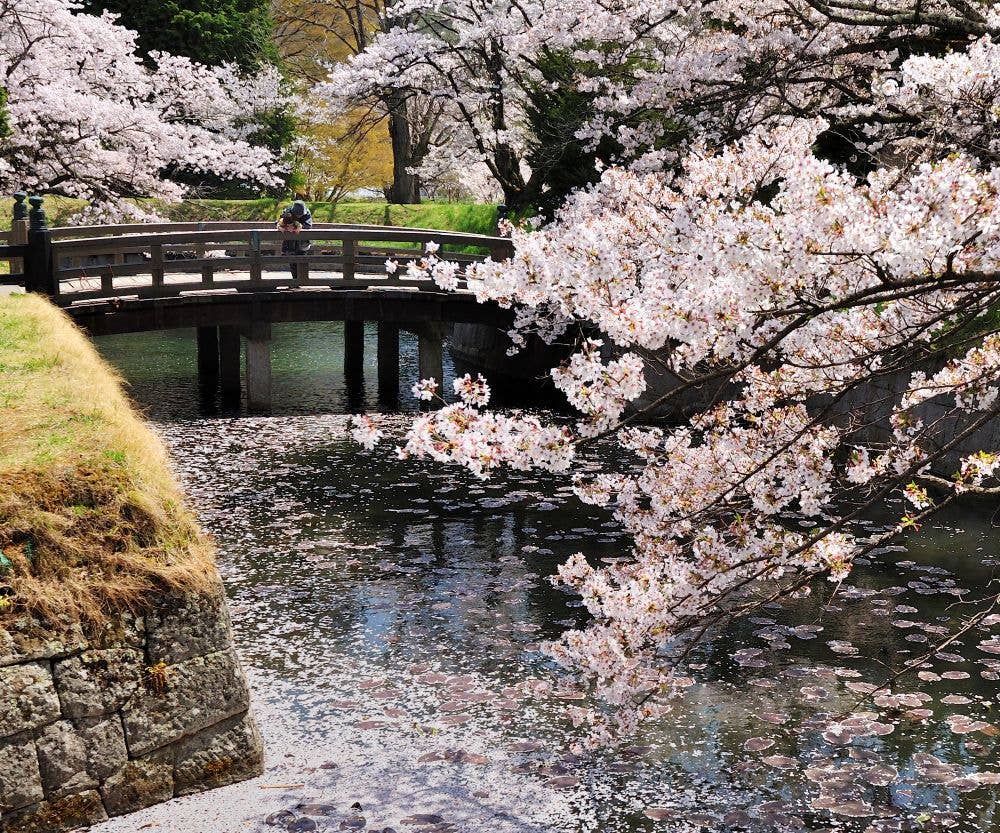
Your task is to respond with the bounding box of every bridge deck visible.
[57,267,474,303]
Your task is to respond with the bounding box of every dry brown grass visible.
[0,294,216,629]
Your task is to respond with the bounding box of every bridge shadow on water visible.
[95,321,557,420]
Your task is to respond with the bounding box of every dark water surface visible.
[96,323,1000,833]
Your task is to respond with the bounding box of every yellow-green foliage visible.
[0,294,215,627]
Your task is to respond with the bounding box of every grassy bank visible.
[0,197,500,235]
[0,294,215,627]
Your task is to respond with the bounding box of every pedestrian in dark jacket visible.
[278,198,313,279]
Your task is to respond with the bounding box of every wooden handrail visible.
[51,227,507,252]
[46,221,503,240]
[47,221,398,238]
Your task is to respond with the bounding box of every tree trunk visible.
[386,92,420,204]
[495,145,535,212]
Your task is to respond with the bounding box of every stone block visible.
[52,648,144,719]
[100,760,173,817]
[0,621,86,669]
[152,710,264,796]
[76,716,128,781]
[122,648,250,757]
[0,732,43,814]
[145,584,232,665]
[0,663,60,739]
[86,612,145,651]
[0,790,107,833]
[34,721,96,798]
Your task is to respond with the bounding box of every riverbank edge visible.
[0,294,263,832]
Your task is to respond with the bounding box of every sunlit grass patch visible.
[0,294,215,627]
[0,196,501,235]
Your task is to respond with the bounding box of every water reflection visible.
[95,325,1000,832]
[100,322,458,417]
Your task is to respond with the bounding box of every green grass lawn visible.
[0,197,500,235]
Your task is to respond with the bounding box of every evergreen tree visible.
[524,49,683,218]
[84,0,278,71]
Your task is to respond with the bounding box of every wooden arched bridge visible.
[0,194,514,410]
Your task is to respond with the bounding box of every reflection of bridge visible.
[0,194,513,410]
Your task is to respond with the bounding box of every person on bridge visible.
[278,197,313,279]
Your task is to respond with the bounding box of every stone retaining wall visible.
[0,582,262,832]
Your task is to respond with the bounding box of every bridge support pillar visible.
[197,327,219,379]
[344,320,365,411]
[219,326,241,406]
[377,323,399,407]
[344,321,365,382]
[246,322,272,412]
[418,329,444,409]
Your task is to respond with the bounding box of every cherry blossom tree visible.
[322,0,548,208]
[353,8,1000,745]
[0,0,284,215]
[278,0,450,202]
[331,0,1000,204]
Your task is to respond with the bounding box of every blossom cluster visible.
[354,112,1000,743]
[0,0,285,211]
[336,0,1000,745]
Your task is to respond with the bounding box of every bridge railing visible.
[8,196,514,304]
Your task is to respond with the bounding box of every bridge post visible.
[9,192,28,277]
[150,243,165,288]
[344,320,365,385]
[24,196,55,296]
[218,326,241,405]
[342,237,356,281]
[418,327,444,409]
[489,238,514,261]
[377,323,400,406]
[245,321,272,412]
[196,326,219,380]
[249,230,262,283]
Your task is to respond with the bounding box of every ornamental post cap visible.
[12,192,28,220]
[28,195,48,230]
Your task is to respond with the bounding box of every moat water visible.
[94,322,1000,833]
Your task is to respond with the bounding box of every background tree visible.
[333,0,1000,211]
[325,0,696,211]
[291,107,393,202]
[83,0,293,196]
[82,0,279,70]
[275,0,444,203]
[325,0,537,209]
[523,48,683,218]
